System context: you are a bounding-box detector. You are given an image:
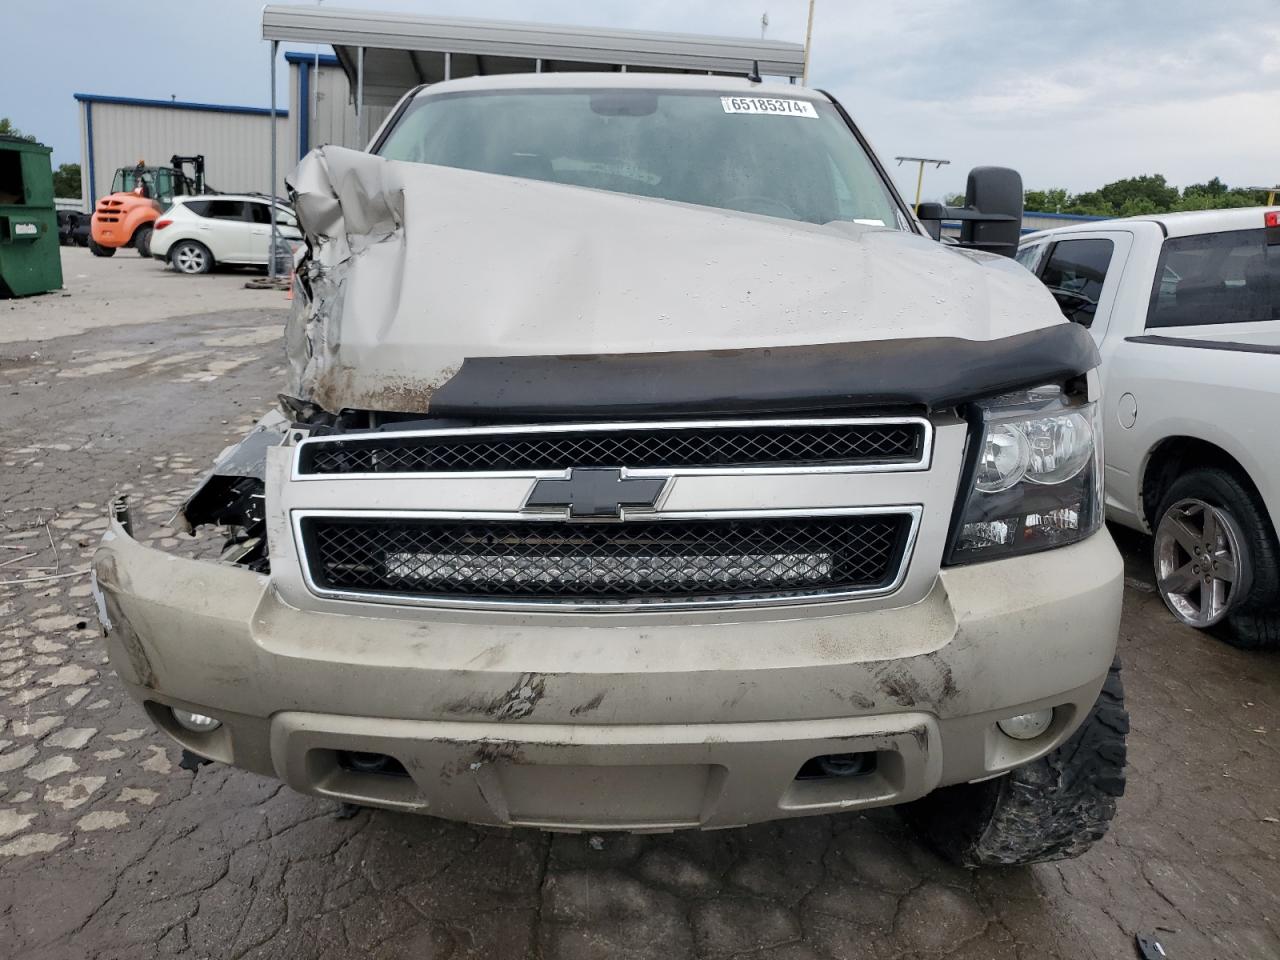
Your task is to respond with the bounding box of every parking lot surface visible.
[0,249,1277,959]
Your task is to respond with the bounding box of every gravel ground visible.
[0,250,1277,959]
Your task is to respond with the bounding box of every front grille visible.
[297,420,926,475]
[300,513,911,606]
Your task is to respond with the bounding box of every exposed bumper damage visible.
[175,409,290,570]
[93,519,1121,829]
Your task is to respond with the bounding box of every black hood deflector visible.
[426,323,1098,420]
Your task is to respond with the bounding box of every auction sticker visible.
[720,96,818,118]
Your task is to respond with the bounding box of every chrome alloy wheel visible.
[174,243,208,274]
[1154,497,1251,628]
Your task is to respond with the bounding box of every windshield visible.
[110,167,179,202]
[377,89,904,228]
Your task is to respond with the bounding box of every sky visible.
[4,0,1278,201]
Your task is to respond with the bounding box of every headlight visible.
[946,385,1102,564]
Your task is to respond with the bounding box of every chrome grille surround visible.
[286,416,936,613]
[292,507,923,612]
[292,417,932,480]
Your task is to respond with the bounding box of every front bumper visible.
[94,523,1122,830]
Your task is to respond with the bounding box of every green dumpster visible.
[0,136,63,298]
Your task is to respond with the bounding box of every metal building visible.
[73,11,804,214]
[74,94,292,208]
[269,6,807,157]
[287,52,380,162]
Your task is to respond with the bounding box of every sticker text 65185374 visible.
[720,97,819,118]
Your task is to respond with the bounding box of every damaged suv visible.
[94,74,1127,866]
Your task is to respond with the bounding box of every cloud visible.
[809,1,1280,196]
[4,0,1277,199]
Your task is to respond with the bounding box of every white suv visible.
[95,75,1128,864]
[151,194,302,274]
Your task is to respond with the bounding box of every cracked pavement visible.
[0,249,1277,959]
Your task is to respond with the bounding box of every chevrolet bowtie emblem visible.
[526,467,667,519]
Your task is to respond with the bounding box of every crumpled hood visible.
[286,146,1062,415]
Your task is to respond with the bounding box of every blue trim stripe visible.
[85,102,96,207]
[942,221,1041,235]
[73,93,287,118]
[1027,211,1106,222]
[941,209,1107,235]
[285,50,340,66]
[298,60,310,161]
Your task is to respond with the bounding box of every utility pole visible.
[760,12,768,39]
[894,156,951,213]
[802,0,816,85]
[269,40,279,280]
[311,0,324,154]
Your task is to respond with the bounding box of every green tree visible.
[1182,177,1229,199]
[1004,175,1267,219]
[1024,188,1069,213]
[0,117,36,142]
[52,163,81,199]
[1068,175,1180,217]
[1117,197,1160,217]
[1177,178,1269,211]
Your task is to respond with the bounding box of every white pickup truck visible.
[1019,208,1280,648]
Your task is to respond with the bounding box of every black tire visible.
[170,240,213,275]
[1155,467,1280,649]
[901,657,1128,867]
[133,224,153,258]
[89,240,115,258]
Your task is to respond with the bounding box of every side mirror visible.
[916,203,946,240]
[915,166,1024,258]
[961,166,1023,258]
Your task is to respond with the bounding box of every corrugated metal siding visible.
[78,104,90,212]
[80,102,293,203]
[296,60,390,154]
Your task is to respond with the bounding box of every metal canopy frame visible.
[263,6,805,102]
[261,6,805,277]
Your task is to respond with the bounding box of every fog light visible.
[997,709,1053,740]
[172,708,221,733]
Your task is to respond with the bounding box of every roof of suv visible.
[410,71,827,101]
[1024,205,1278,241]
[174,194,292,206]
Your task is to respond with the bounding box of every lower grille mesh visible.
[302,514,909,605]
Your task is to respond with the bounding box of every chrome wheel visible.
[173,243,209,274]
[1154,497,1251,628]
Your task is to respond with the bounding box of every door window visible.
[248,203,297,227]
[206,200,248,221]
[1015,242,1045,273]
[149,169,175,204]
[1039,238,1114,327]
[1146,228,1278,327]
